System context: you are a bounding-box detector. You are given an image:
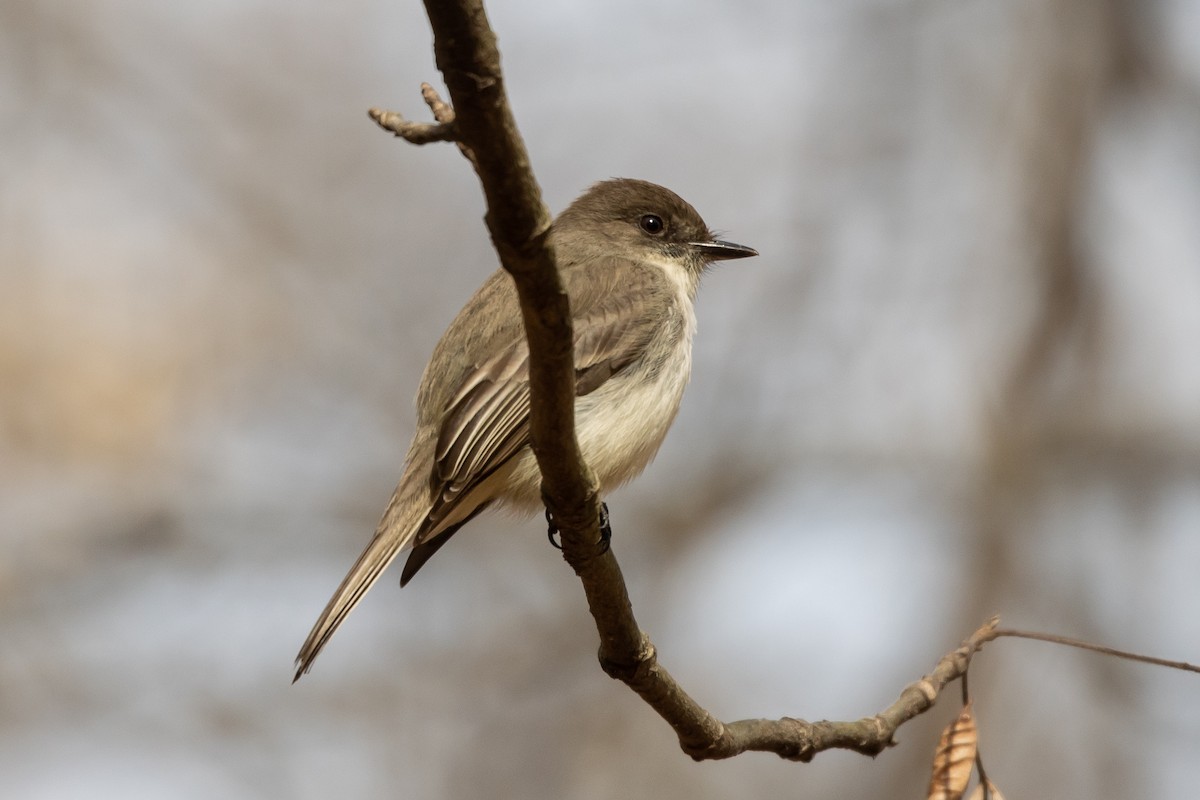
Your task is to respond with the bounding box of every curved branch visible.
[619,616,999,761]
[378,0,1003,765]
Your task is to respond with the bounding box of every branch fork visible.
[369,83,472,162]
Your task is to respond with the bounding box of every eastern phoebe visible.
[295,178,756,679]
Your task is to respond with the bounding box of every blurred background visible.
[3,0,1199,797]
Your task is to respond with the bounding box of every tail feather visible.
[399,500,492,587]
[293,469,429,681]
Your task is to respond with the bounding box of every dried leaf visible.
[927,704,978,800]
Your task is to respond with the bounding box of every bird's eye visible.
[639,214,665,235]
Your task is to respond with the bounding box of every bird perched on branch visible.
[295,178,756,679]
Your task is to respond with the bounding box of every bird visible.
[294,178,757,679]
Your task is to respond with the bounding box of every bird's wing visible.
[419,276,665,541]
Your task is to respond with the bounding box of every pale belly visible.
[487,344,692,513]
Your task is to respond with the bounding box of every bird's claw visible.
[597,502,611,554]
[546,502,611,553]
[545,507,562,549]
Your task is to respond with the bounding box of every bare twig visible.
[368,83,475,163]
[367,106,456,144]
[418,81,454,124]
[683,617,1001,761]
[994,628,1200,674]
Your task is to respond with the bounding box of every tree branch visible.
[375,0,999,764]
[369,83,471,159]
[416,0,646,670]
[672,616,1000,761]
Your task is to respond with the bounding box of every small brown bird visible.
[295,178,756,679]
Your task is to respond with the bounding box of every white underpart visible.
[573,256,697,494]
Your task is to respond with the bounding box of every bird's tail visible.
[293,463,431,681]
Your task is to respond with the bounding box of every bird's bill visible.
[690,239,759,261]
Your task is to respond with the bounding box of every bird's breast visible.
[496,257,699,508]
[575,267,697,493]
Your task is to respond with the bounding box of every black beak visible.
[690,239,759,261]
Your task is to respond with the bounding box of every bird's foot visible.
[597,502,611,553]
[545,502,611,553]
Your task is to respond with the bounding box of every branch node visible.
[681,728,729,761]
[913,678,939,704]
[870,714,892,742]
[776,717,818,762]
[599,635,655,683]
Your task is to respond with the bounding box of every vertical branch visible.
[417,0,645,667]
[419,0,580,501]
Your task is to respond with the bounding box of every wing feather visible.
[417,261,671,546]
